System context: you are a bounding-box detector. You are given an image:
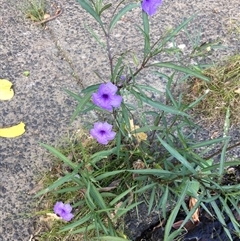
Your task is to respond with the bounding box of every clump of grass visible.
[23,0,46,22]
[184,54,240,124]
[33,129,132,240]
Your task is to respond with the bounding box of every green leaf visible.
[76,0,104,27]
[135,84,163,95]
[64,88,82,101]
[40,143,77,169]
[160,185,169,219]
[164,181,189,240]
[220,196,240,234]
[70,91,92,123]
[81,83,100,94]
[189,137,229,149]
[109,186,136,206]
[129,169,178,179]
[99,3,112,15]
[183,89,209,110]
[109,3,139,32]
[90,147,118,164]
[89,183,107,210]
[158,14,196,49]
[135,183,156,194]
[71,223,97,234]
[96,236,131,241]
[56,186,80,193]
[187,180,200,196]
[210,200,233,240]
[157,135,196,174]
[131,125,163,133]
[142,11,150,56]
[111,53,127,82]
[115,201,143,219]
[150,62,209,82]
[138,93,189,116]
[95,170,126,181]
[60,214,91,232]
[223,106,230,137]
[84,24,106,48]
[219,137,230,176]
[148,185,156,214]
[35,172,75,197]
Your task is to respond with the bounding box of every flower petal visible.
[110,95,122,108]
[142,0,162,16]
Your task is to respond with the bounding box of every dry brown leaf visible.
[234,88,240,94]
[189,197,200,223]
[172,197,200,231]
[43,14,51,20]
[172,220,197,231]
[129,119,147,143]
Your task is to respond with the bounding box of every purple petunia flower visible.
[142,0,163,16]
[90,122,116,145]
[92,82,122,112]
[54,201,74,221]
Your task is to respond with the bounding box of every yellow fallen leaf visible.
[0,79,14,100]
[0,122,25,138]
[129,119,147,143]
[234,88,240,94]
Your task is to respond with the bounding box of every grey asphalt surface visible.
[0,0,240,240]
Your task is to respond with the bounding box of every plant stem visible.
[203,141,240,160]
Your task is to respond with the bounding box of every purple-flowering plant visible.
[92,82,122,112]
[90,122,116,145]
[142,0,163,16]
[54,201,74,221]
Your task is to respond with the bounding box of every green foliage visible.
[184,54,240,124]
[22,0,46,22]
[36,1,240,240]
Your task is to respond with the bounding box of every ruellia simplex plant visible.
[36,0,240,240]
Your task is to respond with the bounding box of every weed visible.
[184,54,240,124]
[22,0,46,22]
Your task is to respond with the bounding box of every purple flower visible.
[90,122,116,145]
[54,201,74,221]
[92,82,122,112]
[142,0,163,16]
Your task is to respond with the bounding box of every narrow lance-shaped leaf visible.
[76,0,104,27]
[138,93,189,116]
[142,11,150,57]
[158,14,196,49]
[157,135,196,174]
[84,24,106,48]
[40,143,77,169]
[96,236,131,241]
[149,62,209,82]
[70,91,93,123]
[109,3,139,32]
[99,3,112,15]
[164,181,189,240]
